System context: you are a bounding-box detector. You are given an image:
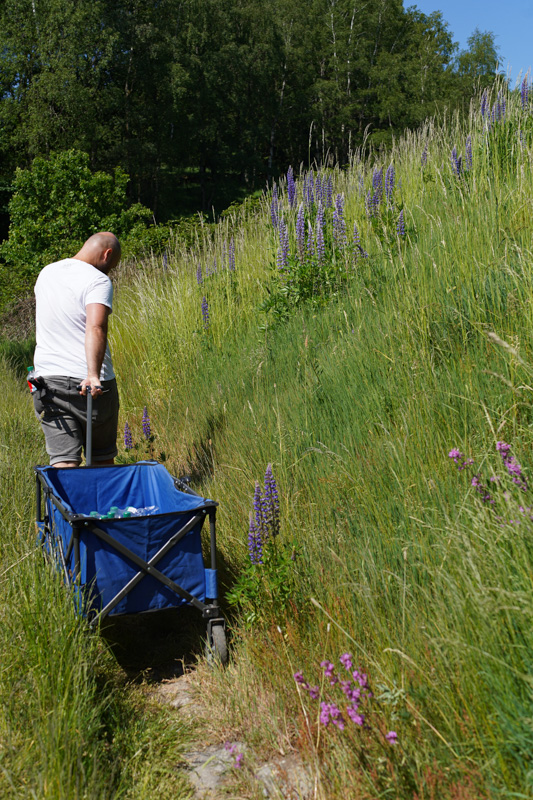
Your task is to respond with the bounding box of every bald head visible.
[74,232,121,274]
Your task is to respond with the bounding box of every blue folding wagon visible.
[34,459,227,662]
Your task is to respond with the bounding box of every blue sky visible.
[412,0,532,82]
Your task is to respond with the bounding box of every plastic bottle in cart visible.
[88,506,158,519]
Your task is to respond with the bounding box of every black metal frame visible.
[35,464,225,630]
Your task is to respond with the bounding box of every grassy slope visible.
[111,82,533,797]
[1,79,532,797]
[0,361,196,797]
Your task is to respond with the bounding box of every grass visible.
[0,358,196,798]
[2,78,533,796]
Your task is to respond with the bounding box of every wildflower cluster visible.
[449,440,531,520]
[521,77,530,109]
[224,742,243,769]
[141,406,151,439]
[496,441,528,491]
[264,167,371,319]
[201,296,209,329]
[121,406,157,461]
[227,463,297,627]
[248,463,280,564]
[480,89,507,130]
[451,134,474,178]
[294,653,397,743]
[124,421,133,451]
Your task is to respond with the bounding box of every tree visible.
[455,28,500,91]
[0,150,149,311]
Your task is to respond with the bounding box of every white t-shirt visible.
[34,258,115,380]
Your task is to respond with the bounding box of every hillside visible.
[1,77,533,797]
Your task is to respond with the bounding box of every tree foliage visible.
[0,150,150,310]
[0,0,501,222]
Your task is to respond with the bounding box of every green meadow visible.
[2,79,533,797]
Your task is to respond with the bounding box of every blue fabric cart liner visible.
[36,461,213,616]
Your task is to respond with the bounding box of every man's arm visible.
[79,303,110,397]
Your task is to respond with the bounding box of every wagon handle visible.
[86,391,93,466]
[76,385,93,466]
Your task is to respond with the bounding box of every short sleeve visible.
[86,274,113,311]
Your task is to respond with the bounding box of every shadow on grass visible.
[100,605,211,682]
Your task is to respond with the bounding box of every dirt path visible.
[148,672,314,799]
[101,609,313,798]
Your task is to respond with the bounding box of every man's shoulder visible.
[37,258,111,286]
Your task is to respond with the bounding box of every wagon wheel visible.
[207,623,228,666]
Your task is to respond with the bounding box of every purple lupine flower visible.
[287,166,296,207]
[305,172,314,206]
[451,146,462,177]
[385,165,395,204]
[481,90,488,119]
[465,136,472,171]
[196,262,202,284]
[228,237,235,272]
[296,203,306,262]
[277,218,289,270]
[333,193,347,249]
[294,671,306,684]
[248,513,263,564]
[271,184,279,229]
[499,92,506,120]
[315,204,325,263]
[163,252,168,271]
[325,176,333,209]
[142,406,151,439]
[421,143,428,167]
[358,173,365,195]
[397,209,405,237]
[315,173,322,204]
[372,167,383,195]
[365,189,373,218]
[253,481,266,540]
[353,222,368,260]
[371,167,383,212]
[124,421,133,451]
[201,296,209,329]
[521,77,529,109]
[306,220,314,260]
[263,463,280,537]
[307,685,320,699]
[386,731,398,742]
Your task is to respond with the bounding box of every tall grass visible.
[2,78,533,796]
[0,359,194,798]
[108,80,533,796]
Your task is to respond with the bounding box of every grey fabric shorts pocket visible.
[34,376,119,465]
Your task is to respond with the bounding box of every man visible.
[32,232,121,468]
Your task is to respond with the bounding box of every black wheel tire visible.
[208,625,228,665]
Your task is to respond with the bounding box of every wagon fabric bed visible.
[34,459,227,662]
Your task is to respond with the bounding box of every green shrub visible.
[0,149,151,311]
